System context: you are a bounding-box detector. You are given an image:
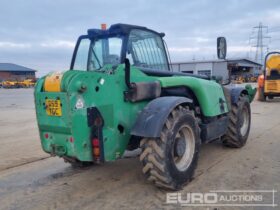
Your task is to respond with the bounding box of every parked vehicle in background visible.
[2,80,19,88]
[18,79,36,88]
[258,52,280,101]
[1,79,36,88]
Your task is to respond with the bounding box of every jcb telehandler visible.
[34,24,256,190]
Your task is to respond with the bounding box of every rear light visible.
[44,133,49,139]
[92,138,101,161]
[92,138,99,147]
[69,136,74,143]
[93,148,100,156]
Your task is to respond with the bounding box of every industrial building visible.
[0,63,36,81]
[171,58,262,80]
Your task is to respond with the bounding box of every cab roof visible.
[87,23,165,38]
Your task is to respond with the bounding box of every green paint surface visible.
[158,76,229,116]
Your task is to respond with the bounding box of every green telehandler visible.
[34,24,256,190]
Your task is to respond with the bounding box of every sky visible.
[0,0,280,77]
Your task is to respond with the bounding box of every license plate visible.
[46,99,62,116]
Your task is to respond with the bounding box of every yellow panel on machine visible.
[44,72,63,92]
[265,80,280,92]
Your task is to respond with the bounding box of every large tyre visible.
[63,157,94,168]
[222,95,251,148]
[140,106,201,190]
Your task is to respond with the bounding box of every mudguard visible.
[131,96,192,138]
[230,87,248,104]
[225,84,256,105]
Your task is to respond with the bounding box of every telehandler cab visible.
[34,24,256,190]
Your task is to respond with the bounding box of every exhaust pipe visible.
[124,58,133,89]
[123,58,161,102]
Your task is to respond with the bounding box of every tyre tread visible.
[140,105,200,190]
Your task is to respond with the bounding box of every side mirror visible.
[217,37,227,59]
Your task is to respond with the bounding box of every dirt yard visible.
[0,88,279,210]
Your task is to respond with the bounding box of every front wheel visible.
[140,106,201,190]
[222,95,251,148]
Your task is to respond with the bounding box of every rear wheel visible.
[222,95,251,148]
[140,106,200,190]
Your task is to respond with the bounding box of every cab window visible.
[127,29,169,71]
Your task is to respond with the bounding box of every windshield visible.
[73,37,122,71]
